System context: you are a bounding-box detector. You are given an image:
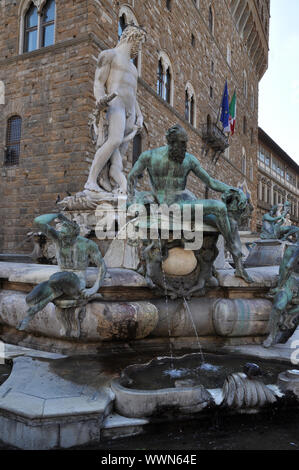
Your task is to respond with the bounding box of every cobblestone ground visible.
[1,408,298,451]
[86,408,299,451]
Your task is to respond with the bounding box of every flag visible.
[220,80,230,133]
[229,91,236,135]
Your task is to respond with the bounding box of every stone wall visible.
[0,0,269,252]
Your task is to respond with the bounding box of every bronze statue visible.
[261,202,299,241]
[263,235,299,348]
[127,124,252,284]
[18,213,106,331]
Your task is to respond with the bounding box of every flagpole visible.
[216,78,228,126]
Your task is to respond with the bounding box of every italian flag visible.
[229,91,236,135]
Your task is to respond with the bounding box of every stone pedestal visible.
[278,369,299,397]
[244,239,291,268]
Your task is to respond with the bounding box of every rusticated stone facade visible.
[0,0,270,252]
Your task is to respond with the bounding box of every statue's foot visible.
[99,178,112,193]
[17,318,30,331]
[235,268,254,284]
[112,187,127,196]
[263,334,274,348]
[206,275,219,287]
[169,293,178,300]
[268,287,280,296]
[145,277,156,290]
[84,181,102,193]
[186,285,206,297]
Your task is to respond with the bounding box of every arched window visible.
[166,0,172,11]
[250,158,253,181]
[157,53,173,105]
[5,116,22,166]
[207,114,211,129]
[118,13,126,40]
[185,83,196,126]
[190,96,195,126]
[164,68,171,103]
[208,5,214,34]
[243,70,247,98]
[243,116,247,134]
[118,6,140,70]
[250,85,254,111]
[132,133,142,165]
[0,81,5,105]
[22,1,56,53]
[185,90,189,122]
[157,59,163,97]
[267,185,270,203]
[24,3,38,52]
[242,147,246,175]
[41,0,55,48]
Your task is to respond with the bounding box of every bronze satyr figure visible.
[18,213,106,331]
[263,236,299,348]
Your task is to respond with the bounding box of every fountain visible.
[0,27,298,450]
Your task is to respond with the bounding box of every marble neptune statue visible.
[85,25,146,195]
[18,213,106,331]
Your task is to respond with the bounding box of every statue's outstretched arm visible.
[81,242,107,299]
[190,155,231,193]
[94,51,113,103]
[263,214,282,222]
[127,152,149,196]
[34,213,61,241]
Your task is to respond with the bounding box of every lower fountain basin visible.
[111,353,292,418]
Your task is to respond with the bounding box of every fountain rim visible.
[115,351,216,395]
[111,377,211,396]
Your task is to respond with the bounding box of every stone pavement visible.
[0,344,114,449]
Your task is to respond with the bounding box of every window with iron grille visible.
[5,116,22,166]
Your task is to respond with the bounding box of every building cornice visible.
[0,33,108,68]
[258,165,298,197]
[258,127,299,174]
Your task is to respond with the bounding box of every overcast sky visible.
[259,0,299,164]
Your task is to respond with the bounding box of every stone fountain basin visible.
[111,353,290,418]
[111,379,213,418]
[112,353,217,418]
